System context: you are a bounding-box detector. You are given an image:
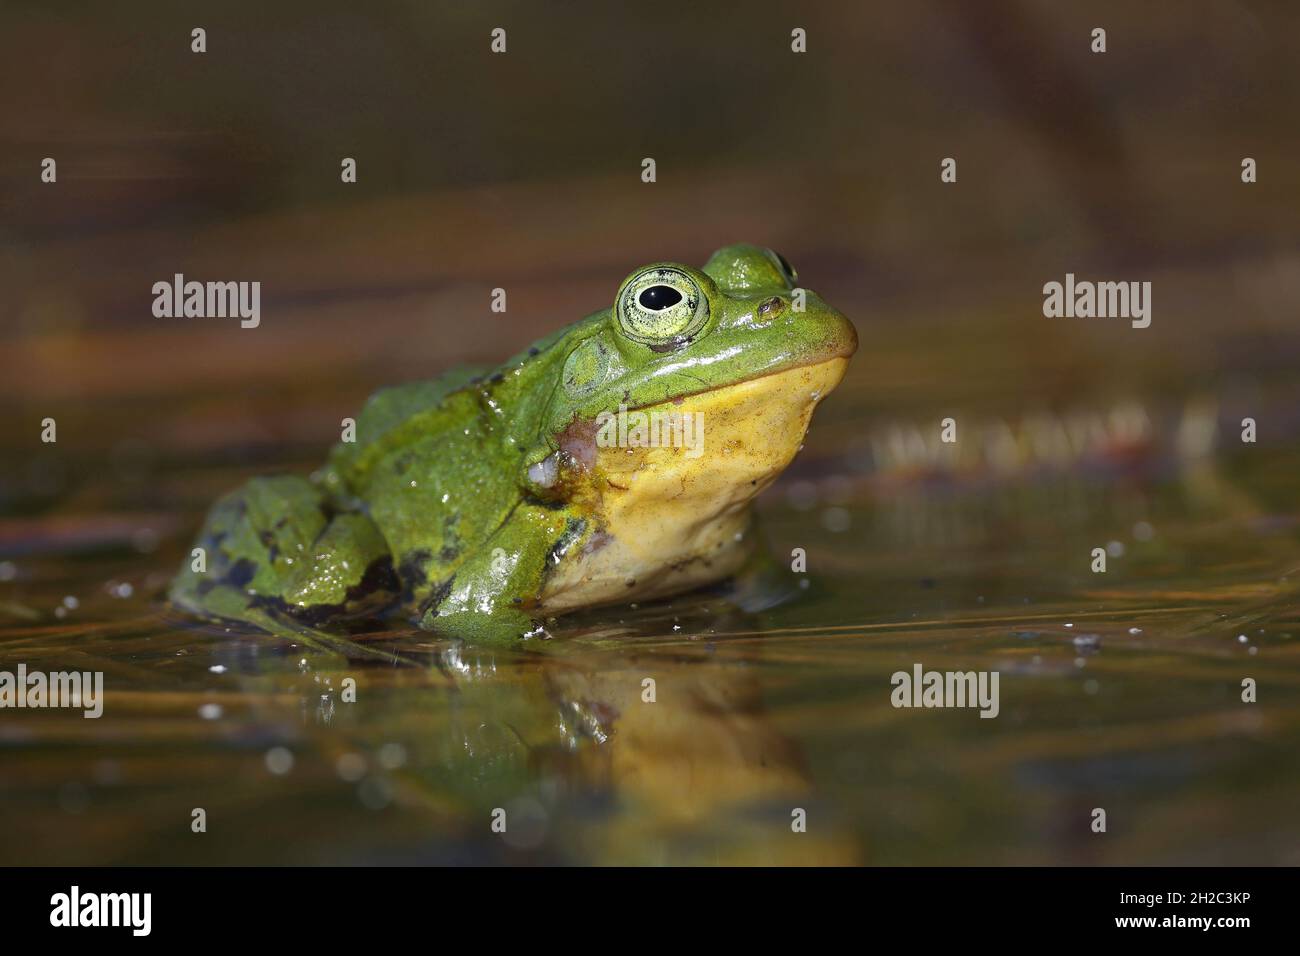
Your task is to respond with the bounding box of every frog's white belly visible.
[537,357,848,613]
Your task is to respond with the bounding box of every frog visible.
[169,243,857,644]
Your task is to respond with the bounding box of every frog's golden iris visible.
[170,244,857,642]
[616,266,709,347]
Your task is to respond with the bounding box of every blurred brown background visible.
[1,0,1297,508]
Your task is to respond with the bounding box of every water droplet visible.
[1072,634,1101,653]
[265,747,294,775]
[377,743,407,770]
[336,752,366,782]
[820,506,851,533]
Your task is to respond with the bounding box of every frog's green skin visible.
[170,244,857,643]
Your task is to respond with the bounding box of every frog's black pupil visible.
[639,285,682,311]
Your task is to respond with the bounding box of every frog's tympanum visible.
[170,244,857,642]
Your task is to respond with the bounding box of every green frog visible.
[169,244,857,643]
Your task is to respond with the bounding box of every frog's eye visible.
[616,266,709,349]
[772,250,798,285]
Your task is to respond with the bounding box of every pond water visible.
[3,346,1297,866]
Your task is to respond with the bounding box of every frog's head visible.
[547,243,856,423]
[528,244,856,529]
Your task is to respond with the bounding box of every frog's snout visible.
[804,297,858,366]
[757,291,857,366]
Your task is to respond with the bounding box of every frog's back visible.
[320,365,532,613]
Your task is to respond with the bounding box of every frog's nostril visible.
[758,296,784,316]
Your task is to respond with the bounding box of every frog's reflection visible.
[403,638,860,865]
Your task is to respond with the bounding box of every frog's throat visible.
[537,356,848,613]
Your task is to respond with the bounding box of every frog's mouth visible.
[568,354,850,488]
[541,356,848,611]
[647,354,850,460]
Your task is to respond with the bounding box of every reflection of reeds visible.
[865,397,1220,482]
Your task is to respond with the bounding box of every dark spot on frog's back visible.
[547,517,586,567]
[361,556,401,595]
[227,558,257,589]
[417,576,455,621]
[397,548,432,602]
[267,555,400,627]
[258,529,280,563]
[522,492,569,511]
[393,450,416,475]
[438,512,463,562]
